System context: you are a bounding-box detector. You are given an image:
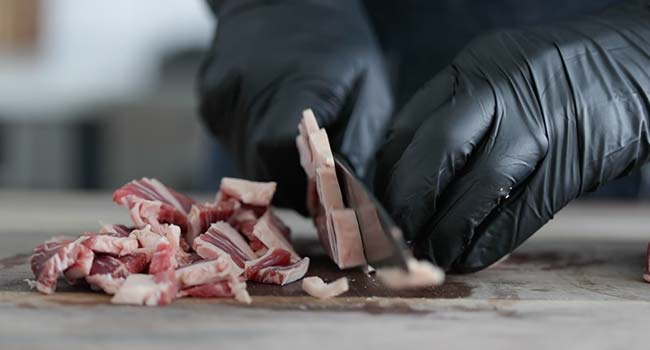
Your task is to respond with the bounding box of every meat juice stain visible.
[0,253,29,269]
[247,254,474,314]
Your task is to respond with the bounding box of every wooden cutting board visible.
[2,234,650,314]
[3,193,650,349]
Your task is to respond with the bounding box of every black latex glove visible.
[199,0,392,212]
[375,0,650,273]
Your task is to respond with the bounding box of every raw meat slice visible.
[30,236,86,294]
[193,221,256,268]
[178,278,251,304]
[220,177,276,206]
[252,211,298,258]
[186,198,239,244]
[302,276,349,299]
[98,224,133,237]
[327,209,366,269]
[86,253,148,294]
[243,248,291,280]
[296,110,366,270]
[82,233,139,256]
[113,178,194,214]
[111,270,179,306]
[245,255,310,285]
[63,244,94,284]
[376,259,445,289]
[307,129,334,168]
[175,256,237,288]
[315,167,344,211]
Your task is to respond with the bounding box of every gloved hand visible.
[375,0,650,273]
[199,0,392,212]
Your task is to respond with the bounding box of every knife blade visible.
[333,155,410,271]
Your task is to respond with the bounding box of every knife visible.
[333,155,411,271]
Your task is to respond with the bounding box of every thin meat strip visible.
[179,278,251,304]
[193,221,256,269]
[82,231,139,256]
[296,109,366,269]
[113,178,195,238]
[186,198,239,245]
[113,178,195,213]
[302,276,349,299]
[252,210,299,258]
[244,248,310,286]
[175,256,238,288]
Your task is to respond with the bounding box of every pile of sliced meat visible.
[29,177,310,306]
[296,109,366,269]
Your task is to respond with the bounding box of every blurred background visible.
[0,0,237,194]
[0,0,647,199]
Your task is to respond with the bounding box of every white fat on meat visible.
[98,224,133,237]
[129,224,189,267]
[327,209,366,268]
[29,236,87,294]
[82,234,139,256]
[178,278,252,304]
[220,178,276,206]
[87,274,125,295]
[376,259,445,289]
[307,129,335,169]
[175,256,239,288]
[302,276,349,299]
[63,244,94,284]
[252,211,299,258]
[111,270,179,306]
[296,135,315,178]
[315,167,344,211]
[300,109,320,136]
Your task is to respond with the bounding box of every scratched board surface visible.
[2,235,649,309]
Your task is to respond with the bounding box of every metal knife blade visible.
[334,155,410,271]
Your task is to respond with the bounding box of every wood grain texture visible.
[1,190,650,349]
